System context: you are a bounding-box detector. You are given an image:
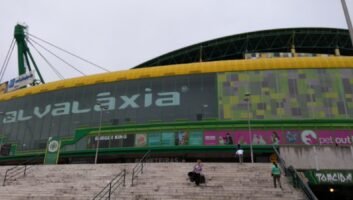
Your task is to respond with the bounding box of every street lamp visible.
[94,103,108,164]
[244,92,254,163]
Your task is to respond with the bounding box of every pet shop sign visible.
[284,130,352,145]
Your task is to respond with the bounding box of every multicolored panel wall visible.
[218,68,353,120]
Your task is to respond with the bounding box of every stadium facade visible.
[0,27,353,164]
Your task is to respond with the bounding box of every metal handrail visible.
[2,156,40,186]
[92,169,126,200]
[287,166,318,200]
[272,145,318,200]
[272,145,289,176]
[131,150,151,186]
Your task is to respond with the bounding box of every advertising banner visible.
[88,134,135,148]
[189,131,203,145]
[135,133,147,147]
[235,130,282,145]
[7,70,35,92]
[204,130,235,145]
[283,130,352,145]
[109,134,135,147]
[148,133,161,146]
[90,135,109,148]
[0,74,218,151]
[175,131,189,145]
[161,132,174,146]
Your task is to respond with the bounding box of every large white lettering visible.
[3,111,17,123]
[155,92,180,106]
[34,105,51,118]
[18,110,32,121]
[72,101,91,114]
[94,92,116,111]
[1,88,181,124]
[119,95,140,109]
[315,172,353,184]
[52,102,70,116]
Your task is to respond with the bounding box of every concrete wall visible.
[280,145,353,170]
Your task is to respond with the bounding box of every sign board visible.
[7,70,35,92]
[304,170,353,185]
[44,137,61,164]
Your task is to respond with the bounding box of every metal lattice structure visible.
[134,28,353,69]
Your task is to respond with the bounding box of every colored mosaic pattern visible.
[218,69,353,120]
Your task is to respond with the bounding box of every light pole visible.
[94,104,107,164]
[244,92,254,163]
[341,0,353,46]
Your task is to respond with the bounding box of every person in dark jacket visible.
[188,159,205,186]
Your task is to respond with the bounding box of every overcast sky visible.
[0,0,352,83]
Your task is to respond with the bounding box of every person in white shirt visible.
[235,144,244,164]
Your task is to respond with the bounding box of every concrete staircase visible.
[0,164,129,200]
[117,163,306,200]
[0,163,306,200]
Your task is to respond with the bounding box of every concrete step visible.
[0,162,306,200]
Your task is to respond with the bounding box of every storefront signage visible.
[284,130,352,145]
[304,170,353,185]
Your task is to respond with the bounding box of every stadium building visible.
[1,26,353,199]
[0,27,352,163]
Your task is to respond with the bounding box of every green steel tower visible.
[14,24,45,83]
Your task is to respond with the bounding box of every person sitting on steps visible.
[188,159,205,186]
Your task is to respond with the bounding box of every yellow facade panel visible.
[1,56,353,101]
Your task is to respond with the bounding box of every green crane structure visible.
[14,24,45,84]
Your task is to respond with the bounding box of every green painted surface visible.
[1,119,353,162]
[14,24,26,75]
[304,170,353,185]
[43,137,61,164]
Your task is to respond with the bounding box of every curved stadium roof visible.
[134,27,353,69]
[1,27,353,101]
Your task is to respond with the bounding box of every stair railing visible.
[2,156,40,186]
[131,150,151,186]
[272,145,318,200]
[92,169,126,200]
